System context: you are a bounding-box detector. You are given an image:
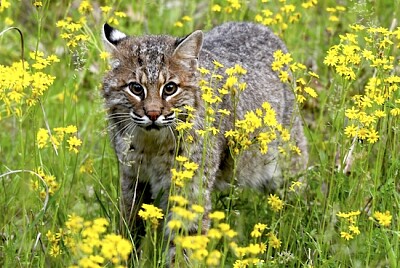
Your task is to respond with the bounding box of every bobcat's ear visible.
[173,30,203,69]
[102,23,127,51]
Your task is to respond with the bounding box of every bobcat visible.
[101,21,308,247]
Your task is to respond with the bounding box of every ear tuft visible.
[102,23,127,51]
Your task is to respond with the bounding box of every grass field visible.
[1,0,400,267]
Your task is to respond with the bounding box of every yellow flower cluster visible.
[80,158,94,174]
[198,61,300,157]
[254,0,317,35]
[0,51,58,118]
[37,125,82,154]
[288,180,303,192]
[272,49,318,104]
[174,15,192,28]
[33,1,42,7]
[168,198,203,231]
[231,222,281,267]
[326,5,346,23]
[47,214,132,267]
[325,26,400,143]
[225,102,295,156]
[78,0,93,14]
[57,3,126,49]
[56,17,89,48]
[173,208,236,266]
[224,0,242,13]
[30,167,59,199]
[100,6,127,26]
[208,0,242,16]
[170,155,199,187]
[336,210,361,241]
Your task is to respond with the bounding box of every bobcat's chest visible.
[116,128,176,196]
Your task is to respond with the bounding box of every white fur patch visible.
[110,29,127,42]
[123,87,142,102]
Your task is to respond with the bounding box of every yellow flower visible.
[224,75,238,88]
[211,4,222,12]
[171,207,197,221]
[289,181,303,192]
[268,233,281,249]
[349,225,361,235]
[191,204,204,214]
[198,67,210,74]
[175,235,209,251]
[206,250,222,266]
[80,158,94,174]
[184,161,199,171]
[304,87,318,98]
[181,15,192,22]
[207,228,223,239]
[33,1,42,7]
[373,211,392,227]
[64,125,78,134]
[336,210,361,218]
[267,194,284,212]
[66,214,84,233]
[367,128,379,143]
[175,155,188,162]
[213,60,224,68]
[100,51,110,60]
[78,0,93,14]
[37,128,49,148]
[100,6,112,13]
[250,229,262,238]
[390,108,400,116]
[218,109,231,116]
[218,223,231,232]
[67,136,82,153]
[5,17,14,25]
[233,64,247,75]
[174,21,183,28]
[169,195,189,206]
[114,11,127,18]
[167,220,182,230]
[138,203,164,226]
[290,145,302,155]
[49,244,62,257]
[344,124,358,138]
[247,243,262,254]
[209,211,225,221]
[101,233,133,261]
[340,231,353,240]
[278,70,290,82]
[192,248,208,261]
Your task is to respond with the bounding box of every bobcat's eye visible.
[128,82,145,97]
[162,82,179,98]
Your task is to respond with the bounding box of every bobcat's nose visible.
[146,110,161,122]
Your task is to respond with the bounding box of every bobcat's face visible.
[102,24,203,131]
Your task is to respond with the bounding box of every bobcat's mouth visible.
[130,111,175,131]
[145,123,163,131]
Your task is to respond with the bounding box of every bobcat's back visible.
[200,22,307,190]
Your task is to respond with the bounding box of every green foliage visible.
[1,0,400,267]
